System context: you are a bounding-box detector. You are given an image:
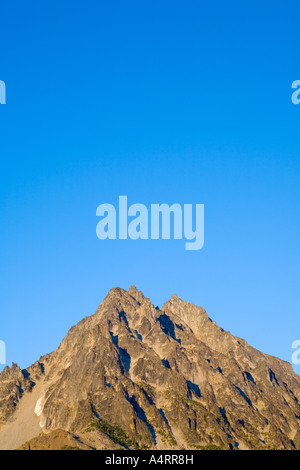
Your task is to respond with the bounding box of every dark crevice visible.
[234,385,253,408]
[157,314,181,344]
[110,332,131,373]
[125,393,156,444]
[187,380,202,398]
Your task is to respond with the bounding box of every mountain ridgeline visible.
[0,286,300,450]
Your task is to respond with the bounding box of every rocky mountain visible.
[0,286,300,450]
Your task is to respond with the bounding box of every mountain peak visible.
[128,285,145,302]
[1,286,300,451]
[170,293,180,301]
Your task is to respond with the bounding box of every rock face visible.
[1,286,300,450]
[0,363,34,426]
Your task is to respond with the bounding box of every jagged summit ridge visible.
[0,286,300,450]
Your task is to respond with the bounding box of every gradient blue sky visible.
[0,0,299,373]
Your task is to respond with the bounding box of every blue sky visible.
[0,0,299,373]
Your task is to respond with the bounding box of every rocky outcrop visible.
[1,286,300,450]
[17,429,93,450]
[0,363,34,426]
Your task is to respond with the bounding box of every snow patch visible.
[34,397,44,417]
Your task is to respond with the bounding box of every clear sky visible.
[0,0,299,374]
